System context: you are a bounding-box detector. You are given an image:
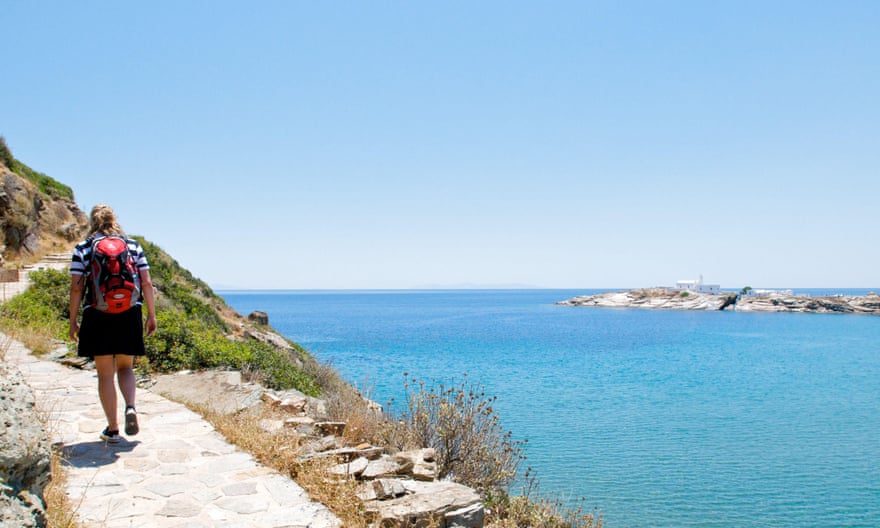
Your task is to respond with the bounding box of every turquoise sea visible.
[221,289,880,528]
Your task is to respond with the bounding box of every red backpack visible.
[88,236,142,313]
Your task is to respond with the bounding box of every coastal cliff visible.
[558,288,880,315]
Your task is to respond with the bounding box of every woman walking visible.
[69,204,157,443]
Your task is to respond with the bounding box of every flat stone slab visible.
[364,480,483,528]
[152,371,265,414]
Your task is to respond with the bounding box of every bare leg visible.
[94,355,119,431]
[115,355,136,409]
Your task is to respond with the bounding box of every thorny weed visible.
[323,376,386,446]
[44,444,84,528]
[397,373,525,495]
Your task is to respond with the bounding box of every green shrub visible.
[680,291,690,298]
[145,309,202,370]
[248,342,321,395]
[143,306,320,394]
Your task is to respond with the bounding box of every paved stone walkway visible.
[2,257,341,528]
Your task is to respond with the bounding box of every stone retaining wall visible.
[0,356,51,527]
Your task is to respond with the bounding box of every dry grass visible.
[322,379,411,450]
[44,444,81,528]
[486,469,603,528]
[488,496,603,528]
[191,402,370,528]
[291,456,368,528]
[0,319,53,356]
[9,328,58,357]
[34,393,84,528]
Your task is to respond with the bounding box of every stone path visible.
[2,257,341,528]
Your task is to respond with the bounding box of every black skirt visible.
[77,305,146,357]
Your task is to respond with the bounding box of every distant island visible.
[558,286,880,315]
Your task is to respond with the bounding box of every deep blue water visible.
[221,289,880,528]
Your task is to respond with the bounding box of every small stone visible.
[222,481,258,496]
[316,421,346,436]
[329,457,369,477]
[284,416,316,428]
[248,311,269,325]
[260,418,285,433]
[372,478,407,500]
[157,498,202,517]
[261,392,282,406]
[281,397,308,413]
[446,502,485,528]
[304,435,338,454]
[362,456,402,479]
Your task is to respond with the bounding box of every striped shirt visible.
[70,235,149,308]
[70,235,149,276]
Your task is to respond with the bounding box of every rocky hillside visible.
[0,137,88,262]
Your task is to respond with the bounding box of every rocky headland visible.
[558,288,880,315]
[735,292,880,314]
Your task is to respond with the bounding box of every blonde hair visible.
[88,204,124,237]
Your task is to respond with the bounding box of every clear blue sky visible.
[3,1,877,289]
